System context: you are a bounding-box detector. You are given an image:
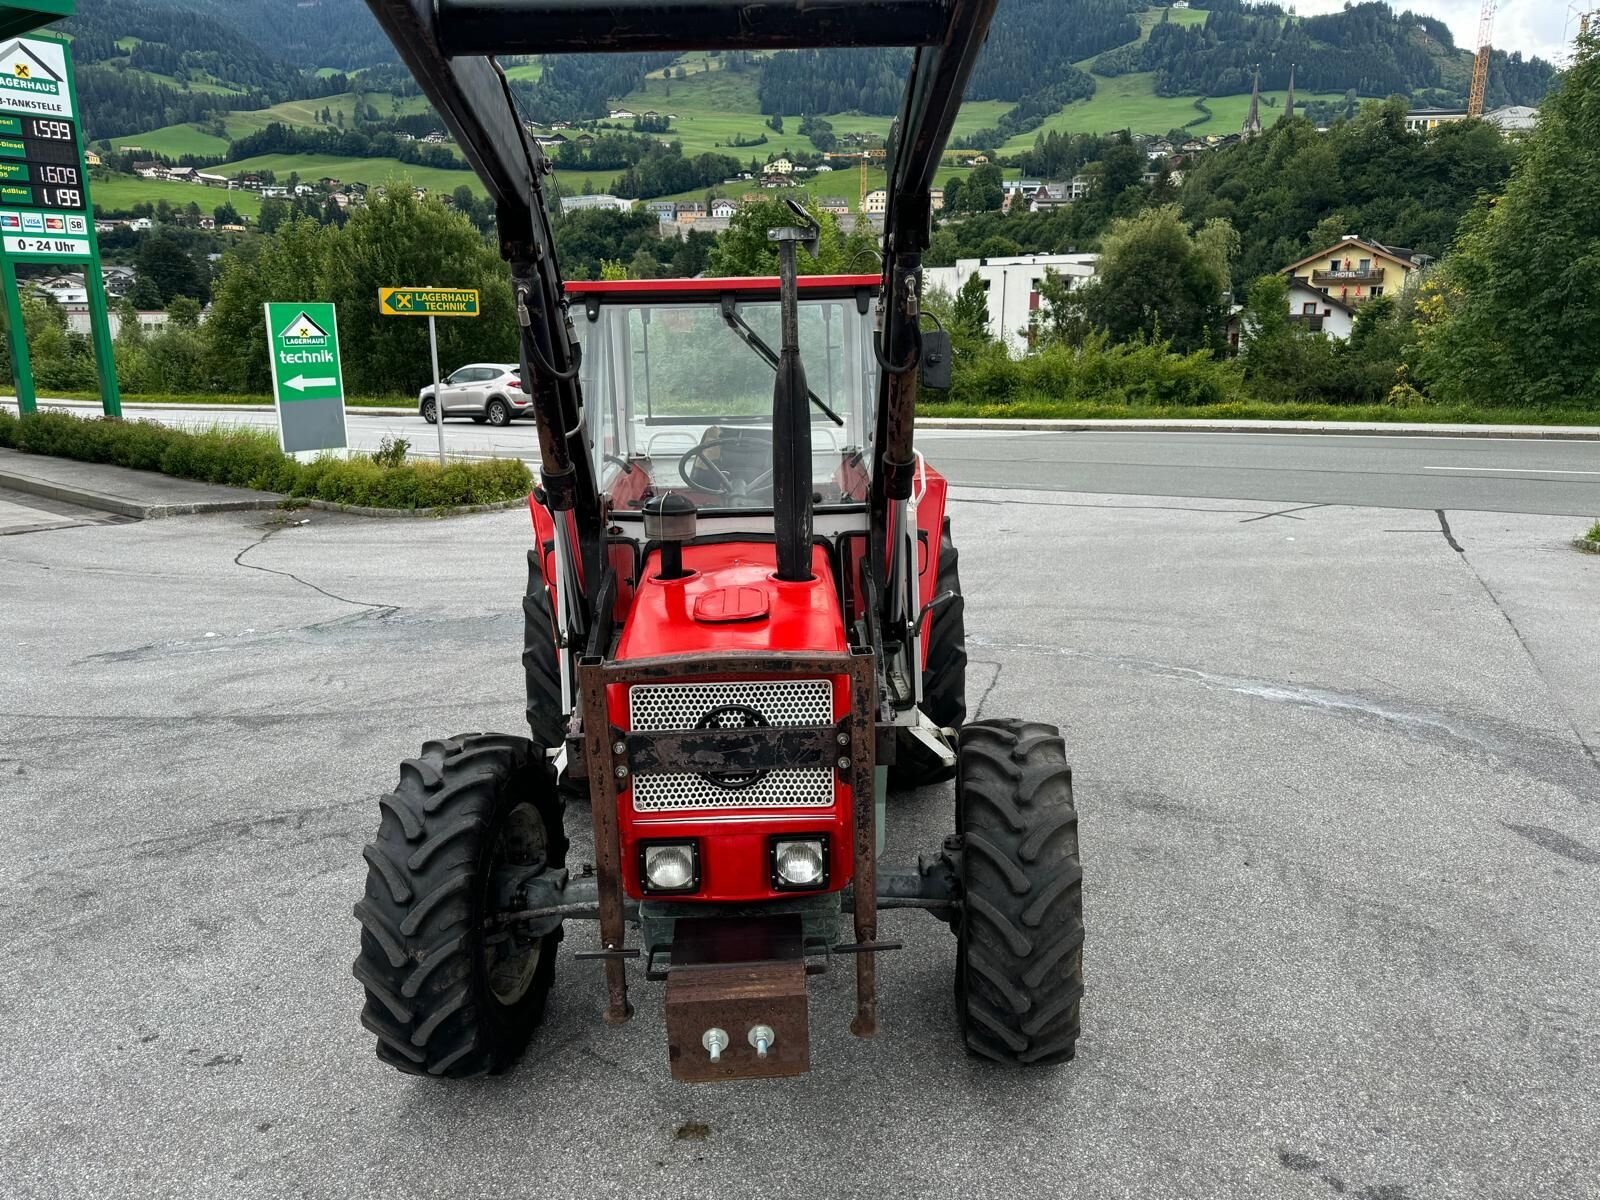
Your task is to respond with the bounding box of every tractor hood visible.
[615,542,846,661]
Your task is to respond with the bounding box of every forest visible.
[758,0,1141,116]
[1099,1,1556,107]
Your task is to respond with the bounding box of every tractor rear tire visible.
[890,519,967,788]
[523,549,566,749]
[955,718,1084,1066]
[353,733,568,1078]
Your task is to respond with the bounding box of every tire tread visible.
[957,718,1085,1067]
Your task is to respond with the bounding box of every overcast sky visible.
[1291,1,1571,65]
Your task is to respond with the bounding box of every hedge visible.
[0,409,532,510]
[933,339,1239,410]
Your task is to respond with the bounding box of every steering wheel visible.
[678,435,774,498]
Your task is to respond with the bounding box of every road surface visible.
[2,490,1596,1198]
[14,401,1599,516]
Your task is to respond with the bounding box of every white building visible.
[1403,107,1468,134]
[863,189,888,215]
[1285,279,1355,340]
[767,158,795,175]
[711,198,738,218]
[559,193,635,213]
[62,306,172,338]
[1484,105,1539,134]
[923,253,1099,354]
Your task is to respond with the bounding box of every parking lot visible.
[2,484,1597,1199]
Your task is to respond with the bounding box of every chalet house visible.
[676,202,707,223]
[1146,140,1174,160]
[1283,235,1427,308]
[1286,279,1356,339]
[767,158,795,175]
[711,198,738,218]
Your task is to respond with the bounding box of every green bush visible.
[0,410,532,509]
[936,336,1240,410]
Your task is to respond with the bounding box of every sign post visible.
[0,27,117,416]
[378,286,480,466]
[263,302,348,456]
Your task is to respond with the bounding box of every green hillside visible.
[98,3,1548,221]
[91,175,262,218]
[1001,72,1348,148]
[111,91,434,160]
[612,59,1011,159]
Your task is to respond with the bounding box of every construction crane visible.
[1468,0,1496,118]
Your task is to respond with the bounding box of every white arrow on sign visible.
[284,374,337,392]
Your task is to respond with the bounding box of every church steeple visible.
[1242,65,1263,138]
[1281,64,1296,122]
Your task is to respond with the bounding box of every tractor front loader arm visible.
[363,0,605,637]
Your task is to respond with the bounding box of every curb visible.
[291,496,528,519]
[915,418,1600,440]
[13,398,1600,440]
[0,467,528,521]
[0,469,285,520]
[5,399,420,418]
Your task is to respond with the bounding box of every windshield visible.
[574,292,878,515]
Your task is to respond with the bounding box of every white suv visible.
[418,363,529,425]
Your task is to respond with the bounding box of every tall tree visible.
[1069,205,1234,353]
[1419,35,1600,409]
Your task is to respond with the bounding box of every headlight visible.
[640,841,699,893]
[771,836,828,891]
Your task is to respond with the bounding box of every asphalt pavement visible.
[10,400,1600,516]
[2,483,1597,1199]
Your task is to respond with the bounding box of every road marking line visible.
[1424,466,1600,476]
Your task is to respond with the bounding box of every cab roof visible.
[565,274,880,301]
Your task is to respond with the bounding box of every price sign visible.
[0,112,84,208]
[0,32,121,418]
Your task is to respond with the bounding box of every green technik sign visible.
[264,302,349,454]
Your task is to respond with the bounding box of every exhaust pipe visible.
[769,202,820,583]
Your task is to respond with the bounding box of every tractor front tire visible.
[353,733,568,1077]
[891,518,967,788]
[522,549,566,749]
[955,719,1084,1066]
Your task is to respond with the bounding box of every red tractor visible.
[353,0,1084,1081]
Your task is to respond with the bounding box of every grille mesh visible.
[628,680,834,812]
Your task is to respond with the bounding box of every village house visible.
[1283,235,1428,310]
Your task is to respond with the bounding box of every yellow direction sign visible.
[379,286,480,317]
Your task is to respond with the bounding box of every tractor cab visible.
[568,276,881,523]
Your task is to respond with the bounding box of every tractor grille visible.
[628,680,834,812]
